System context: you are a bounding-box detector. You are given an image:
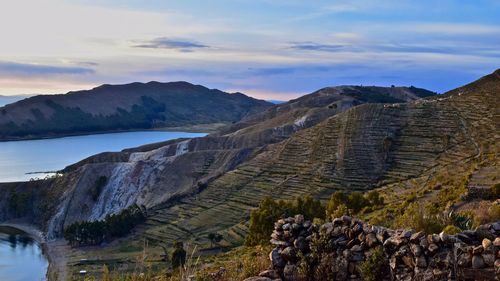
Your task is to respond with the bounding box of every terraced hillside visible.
[135,70,498,250]
[23,85,432,240]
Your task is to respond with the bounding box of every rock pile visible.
[245,215,500,281]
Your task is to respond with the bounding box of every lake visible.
[0,226,48,281]
[0,131,206,182]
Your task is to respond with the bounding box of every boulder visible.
[270,248,286,269]
[473,245,484,255]
[457,233,472,244]
[244,277,272,281]
[482,238,493,251]
[411,244,423,257]
[270,239,289,247]
[281,247,297,262]
[294,214,304,224]
[483,253,495,267]
[259,270,280,279]
[365,233,378,248]
[416,256,427,268]
[341,215,352,224]
[293,236,307,251]
[472,255,485,269]
[428,243,439,253]
[457,253,472,267]
[410,231,424,243]
[493,237,500,247]
[283,263,299,281]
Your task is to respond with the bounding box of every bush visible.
[358,246,389,281]
[208,233,223,247]
[442,225,461,234]
[330,204,349,219]
[326,191,348,217]
[325,191,372,219]
[171,241,187,268]
[396,202,443,234]
[366,191,384,206]
[490,183,500,199]
[245,196,324,246]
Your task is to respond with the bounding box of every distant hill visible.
[0,82,272,140]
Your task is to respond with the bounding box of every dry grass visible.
[79,245,270,281]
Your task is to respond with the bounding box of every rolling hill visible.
[0,82,272,140]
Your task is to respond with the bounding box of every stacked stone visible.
[246,216,500,281]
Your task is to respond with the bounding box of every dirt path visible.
[45,239,70,281]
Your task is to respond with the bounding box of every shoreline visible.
[0,222,67,281]
[0,123,225,142]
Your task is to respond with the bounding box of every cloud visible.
[134,37,209,51]
[289,41,346,52]
[0,61,94,77]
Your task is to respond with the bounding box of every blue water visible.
[0,96,29,107]
[0,226,48,281]
[0,131,206,182]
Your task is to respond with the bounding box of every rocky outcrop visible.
[249,215,500,281]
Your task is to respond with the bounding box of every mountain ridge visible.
[0,81,272,140]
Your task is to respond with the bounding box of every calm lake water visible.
[0,226,48,281]
[0,131,206,182]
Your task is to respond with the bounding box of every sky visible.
[0,0,499,100]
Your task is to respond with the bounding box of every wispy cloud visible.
[134,37,209,51]
[0,61,94,77]
[289,41,346,52]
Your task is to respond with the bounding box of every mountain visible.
[0,82,272,140]
[1,72,498,279]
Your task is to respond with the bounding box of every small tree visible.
[347,191,370,213]
[207,233,223,248]
[171,241,187,268]
[358,246,389,281]
[366,191,384,206]
[326,191,348,218]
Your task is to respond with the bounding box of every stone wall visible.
[246,215,500,281]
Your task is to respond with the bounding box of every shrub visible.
[358,246,389,281]
[490,183,500,199]
[442,225,461,234]
[245,196,324,246]
[326,191,348,217]
[450,212,473,230]
[207,233,223,248]
[348,192,370,213]
[396,202,443,234]
[326,191,372,219]
[171,241,187,268]
[330,204,349,219]
[366,191,384,206]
